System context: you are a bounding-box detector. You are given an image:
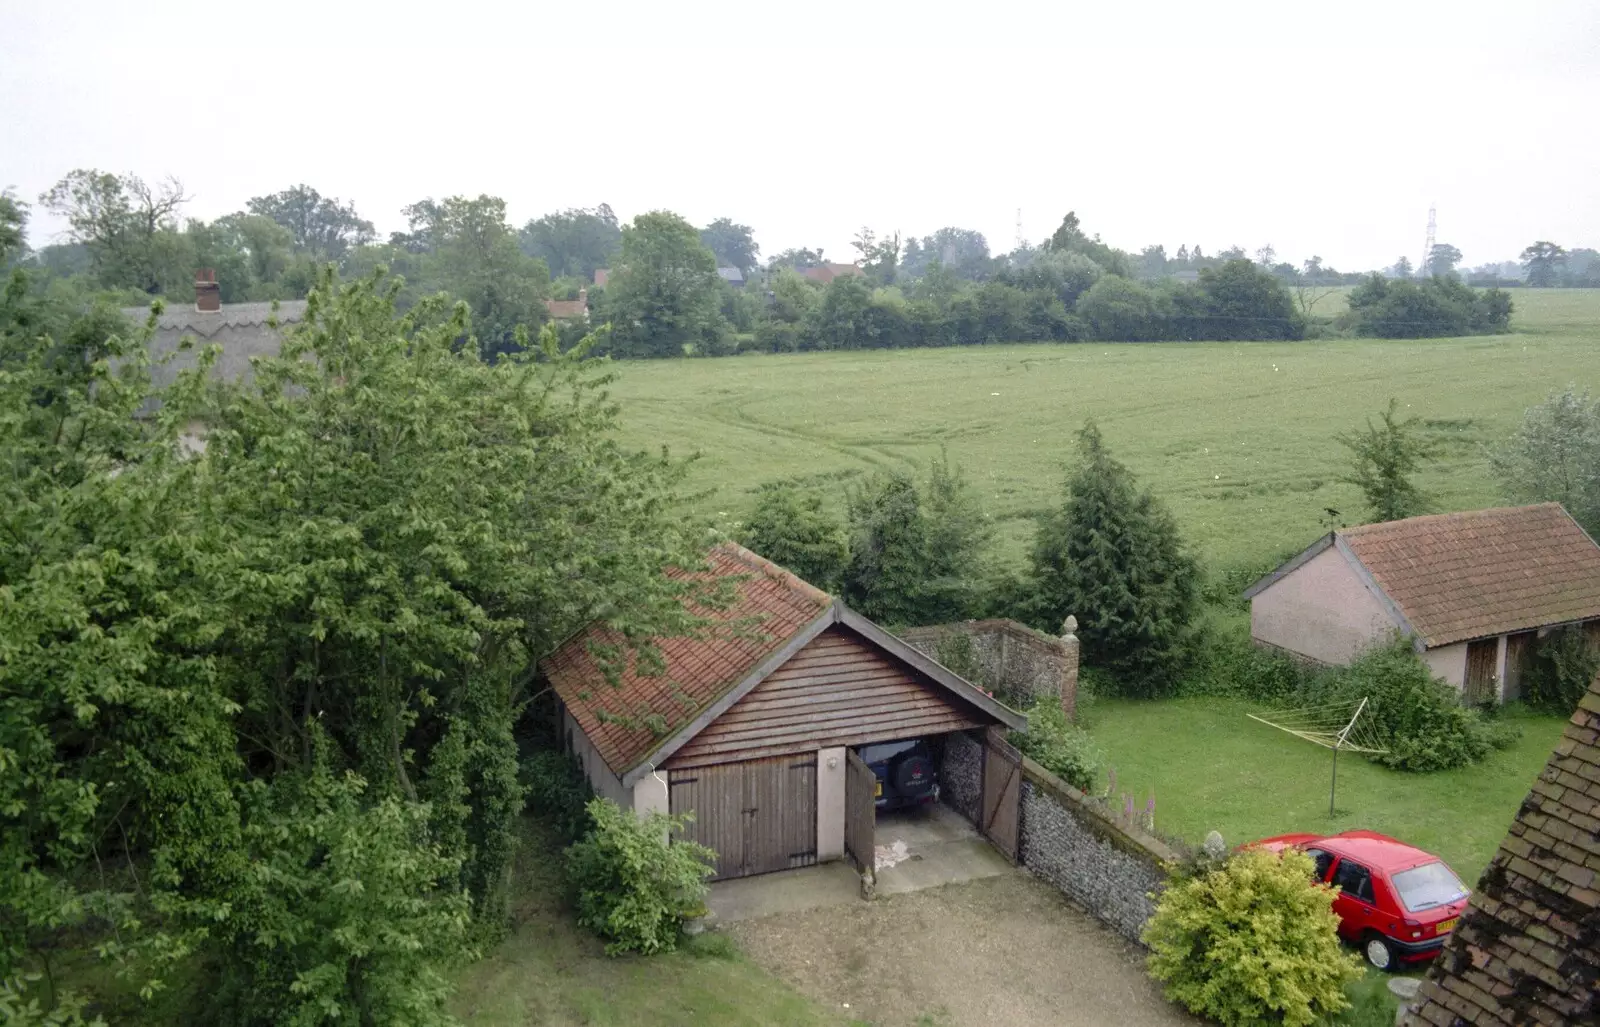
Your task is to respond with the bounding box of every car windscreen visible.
[1391,861,1468,912]
[858,740,917,764]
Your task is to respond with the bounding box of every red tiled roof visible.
[541,542,831,776]
[1340,504,1600,647]
[799,262,863,284]
[1400,680,1600,1026]
[545,297,587,319]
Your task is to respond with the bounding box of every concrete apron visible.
[706,803,1013,924]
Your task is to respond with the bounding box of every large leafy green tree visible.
[1193,259,1305,340]
[0,190,26,266]
[0,266,717,1021]
[1030,421,1197,695]
[901,228,992,281]
[603,211,726,358]
[1075,275,1165,341]
[1425,243,1463,278]
[519,205,621,279]
[1043,211,1131,276]
[1521,241,1566,287]
[1490,386,1600,535]
[245,184,374,262]
[40,169,190,292]
[397,195,552,358]
[699,218,760,275]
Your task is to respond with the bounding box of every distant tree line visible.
[4,173,1539,364]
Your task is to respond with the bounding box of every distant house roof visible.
[1399,679,1600,1026]
[119,300,308,388]
[716,266,744,285]
[541,542,1023,783]
[799,262,864,285]
[593,268,610,288]
[544,288,588,321]
[1245,504,1600,647]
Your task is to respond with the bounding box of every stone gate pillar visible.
[1060,615,1080,723]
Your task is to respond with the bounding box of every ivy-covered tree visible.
[0,266,717,1021]
[738,482,849,591]
[1029,421,1198,695]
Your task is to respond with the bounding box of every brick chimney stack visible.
[195,269,221,312]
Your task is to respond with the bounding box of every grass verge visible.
[1085,696,1565,884]
[451,817,849,1027]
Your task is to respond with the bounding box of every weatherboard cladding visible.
[663,625,989,768]
[1400,679,1600,1026]
[1338,503,1600,647]
[540,543,829,777]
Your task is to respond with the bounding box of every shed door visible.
[1464,638,1498,705]
[668,755,817,881]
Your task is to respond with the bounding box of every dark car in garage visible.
[857,739,938,811]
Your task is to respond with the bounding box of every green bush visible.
[1328,636,1512,772]
[1143,847,1361,1027]
[1010,699,1102,793]
[522,749,593,845]
[565,799,716,956]
[1184,626,1313,703]
[1523,625,1600,715]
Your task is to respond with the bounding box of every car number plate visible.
[1437,918,1457,934]
[874,782,882,797]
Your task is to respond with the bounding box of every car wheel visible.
[1363,934,1396,972]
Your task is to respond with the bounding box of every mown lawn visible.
[1083,696,1567,885]
[604,289,1600,572]
[451,819,850,1027]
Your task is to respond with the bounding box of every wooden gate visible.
[980,726,1022,862]
[668,755,818,881]
[1464,638,1499,706]
[844,749,876,880]
[1503,631,1536,702]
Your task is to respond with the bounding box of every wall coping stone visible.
[1019,755,1182,866]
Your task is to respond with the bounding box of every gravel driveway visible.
[727,870,1196,1027]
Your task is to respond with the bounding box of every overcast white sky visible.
[3,0,1597,271]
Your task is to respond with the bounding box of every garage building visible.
[541,543,1026,880]
[1244,503,1600,703]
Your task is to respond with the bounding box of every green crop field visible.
[606,289,1600,574]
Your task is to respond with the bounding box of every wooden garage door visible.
[668,755,817,881]
[1464,638,1498,705]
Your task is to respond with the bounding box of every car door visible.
[1328,856,1379,941]
[1304,847,1336,884]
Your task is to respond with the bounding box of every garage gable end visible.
[662,625,994,769]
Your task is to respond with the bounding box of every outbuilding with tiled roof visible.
[1244,504,1600,702]
[542,542,1025,880]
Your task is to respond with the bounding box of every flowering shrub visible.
[1143,847,1360,1026]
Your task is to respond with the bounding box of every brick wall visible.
[903,618,1077,718]
[1018,756,1179,944]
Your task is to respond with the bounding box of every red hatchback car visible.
[1253,830,1471,971]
